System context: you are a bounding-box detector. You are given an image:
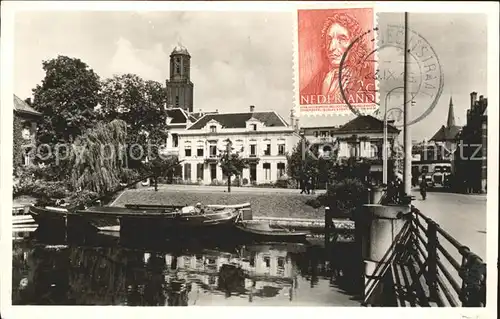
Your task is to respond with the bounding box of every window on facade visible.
[278,144,285,155]
[197,148,204,157]
[251,124,257,131]
[320,131,328,137]
[172,134,179,147]
[264,256,271,268]
[422,166,429,173]
[330,131,335,137]
[22,127,31,140]
[209,145,217,157]
[210,125,217,133]
[250,144,256,156]
[277,162,285,178]
[22,151,30,166]
[175,96,180,106]
[197,163,204,181]
[314,131,319,137]
[184,147,191,157]
[264,143,271,156]
[184,163,191,181]
[263,163,271,180]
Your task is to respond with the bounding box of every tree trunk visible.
[154,176,158,192]
[228,174,231,193]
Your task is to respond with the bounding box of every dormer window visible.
[210,125,217,133]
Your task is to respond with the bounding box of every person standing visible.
[419,175,427,200]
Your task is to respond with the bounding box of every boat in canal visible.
[29,203,247,236]
[233,220,308,243]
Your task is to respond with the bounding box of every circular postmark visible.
[339,23,444,128]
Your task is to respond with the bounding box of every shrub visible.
[242,178,249,186]
[305,198,322,208]
[315,177,369,219]
[119,168,141,184]
[275,177,292,189]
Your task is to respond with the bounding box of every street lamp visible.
[383,86,403,185]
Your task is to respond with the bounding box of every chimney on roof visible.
[479,95,484,101]
[470,92,478,108]
[250,105,255,113]
[215,109,218,113]
[24,98,32,106]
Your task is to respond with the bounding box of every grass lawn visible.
[113,187,326,219]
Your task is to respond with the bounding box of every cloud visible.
[108,37,166,82]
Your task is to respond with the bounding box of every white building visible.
[165,105,299,185]
[301,115,401,182]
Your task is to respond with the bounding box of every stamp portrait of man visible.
[298,9,375,108]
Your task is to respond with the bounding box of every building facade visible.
[301,115,401,182]
[453,92,487,193]
[13,95,42,170]
[165,106,298,185]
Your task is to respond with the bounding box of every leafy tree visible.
[98,74,168,168]
[286,138,320,186]
[141,151,181,191]
[68,119,128,195]
[31,56,101,152]
[218,139,247,192]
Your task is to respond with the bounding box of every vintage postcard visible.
[0,1,498,319]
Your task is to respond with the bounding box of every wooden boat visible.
[233,220,308,243]
[29,203,247,236]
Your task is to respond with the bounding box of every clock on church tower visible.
[165,44,194,113]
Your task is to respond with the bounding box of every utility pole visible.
[403,12,412,196]
[226,139,232,193]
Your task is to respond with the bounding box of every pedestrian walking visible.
[419,174,427,200]
[300,178,307,194]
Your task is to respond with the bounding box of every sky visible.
[14,10,487,141]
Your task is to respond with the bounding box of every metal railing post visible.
[324,206,331,249]
[459,248,487,307]
[426,220,439,301]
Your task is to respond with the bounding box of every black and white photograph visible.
[0,1,498,315]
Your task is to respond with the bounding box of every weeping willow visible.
[69,119,128,194]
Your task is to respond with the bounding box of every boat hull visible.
[232,222,308,243]
[29,204,242,241]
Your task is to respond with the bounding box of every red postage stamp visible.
[296,8,377,116]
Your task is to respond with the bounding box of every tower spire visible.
[447,96,456,128]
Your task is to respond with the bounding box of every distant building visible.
[429,97,462,153]
[13,95,42,169]
[165,44,194,113]
[165,105,298,185]
[411,97,461,187]
[301,115,401,183]
[453,92,487,193]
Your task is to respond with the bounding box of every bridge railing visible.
[410,207,486,307]
[362,215,412,305]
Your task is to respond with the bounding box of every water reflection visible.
[12,232,361,306]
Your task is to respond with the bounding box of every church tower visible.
[165,44,194,113]
[447,96,456,128]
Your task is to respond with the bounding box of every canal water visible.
[12,231,361,306]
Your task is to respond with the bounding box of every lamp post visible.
[403,12,412,196]
[226,139,233,193]
[383,87,403,185]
